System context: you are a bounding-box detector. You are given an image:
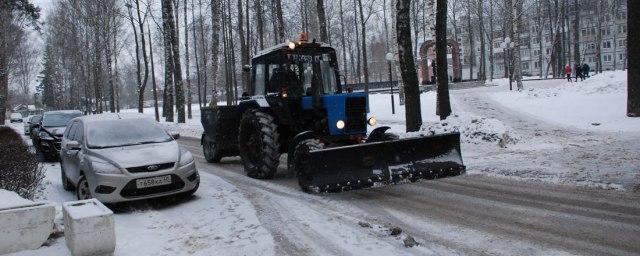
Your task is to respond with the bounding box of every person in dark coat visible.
[582,63,591,78]
[575,64,583,82]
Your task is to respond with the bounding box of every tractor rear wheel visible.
[203,138,222,163]
[238,109,280,179]
[293,139,324,193]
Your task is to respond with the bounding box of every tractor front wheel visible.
[238,109,280,179]
[293,139,324,193]
[203,137,222,163]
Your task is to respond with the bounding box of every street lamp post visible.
[386,52,396,115]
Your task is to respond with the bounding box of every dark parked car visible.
[34,110,83,161]
[26,115,42,137]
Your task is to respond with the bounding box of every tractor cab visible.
[246,36,371,137]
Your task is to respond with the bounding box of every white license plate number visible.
[136,175,172,189]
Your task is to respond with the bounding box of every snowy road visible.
[179,137,640,256]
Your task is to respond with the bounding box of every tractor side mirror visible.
[171,133,181,140]
[242,65,251,72]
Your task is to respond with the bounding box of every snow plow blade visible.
[306,133,465,193]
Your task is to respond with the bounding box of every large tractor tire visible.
[238,109,280,179]
[292,139,324,193]
[203,138,222,163]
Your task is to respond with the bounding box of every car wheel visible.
[76,175,92,200]
[61,165,74,191]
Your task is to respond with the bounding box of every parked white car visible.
[59,113,199,203]
[10,113,23,123]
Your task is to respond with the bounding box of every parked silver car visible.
[59,113,199,203]
[10,112,23,123]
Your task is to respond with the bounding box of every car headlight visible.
[179,147,194,167]
[336,120,345,129]
[367,117,377,126]
[92,161,122,174]
[39,131,52,139]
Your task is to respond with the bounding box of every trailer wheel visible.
[238,109,280,179]
[203,138,222,163]
[293,139,324,193]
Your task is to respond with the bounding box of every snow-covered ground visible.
[4,123,276,256]
[491,71,640,132]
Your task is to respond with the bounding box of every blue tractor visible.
[201,37,465,193]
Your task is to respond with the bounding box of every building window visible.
[603,41,612,49]
[534,49,541,56]
[619,40,625,47]
[619,53,625,61]
[521,62,530,70]
[604,55,612,62]
[581,29,587,37]
[534,61,541,68]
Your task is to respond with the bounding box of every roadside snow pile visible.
[491,71,640,133]
[0,189,33,209]
[405,113,520,146]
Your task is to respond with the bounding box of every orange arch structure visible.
[419,39,462,84]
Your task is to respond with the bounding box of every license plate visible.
[136,175,172,189]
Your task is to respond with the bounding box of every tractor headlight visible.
[288,41,296,50]
[367,117,377,126]
[336,120,345,129]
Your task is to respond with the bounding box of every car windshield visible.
[32,115,42,123]
[86,118,173,149]
[11,113,22,119]
[42,112,82,127]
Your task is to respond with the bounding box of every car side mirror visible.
[66,140,81,150]
[171,133,181,140]
[242,65,251,72]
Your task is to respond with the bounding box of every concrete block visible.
[63,199,115,256]
[0,202,56,254]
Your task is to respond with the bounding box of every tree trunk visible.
[238,0,249,94]
[477,0,486,82]
[275,0,285,42]
[127,3,142,112]
[136,0,150,113]
[357,0,370,91]
[167,0,186,123]
[184,0,192,119]
[628,0,640,117]
[435,0,451,119]
[316,0,328,42]
[467,0,473,80]
[210,0,221,105]
[162,0,175,121]
[488,0,494,81]
[573,0,580,65]
[338,0,348,81]
[255,0,264,49]
[396,0,422,131]
[192,0,202,108]
[148,24,160,122]
[512,0,523,90]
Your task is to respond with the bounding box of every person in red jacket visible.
[564,63,572,82]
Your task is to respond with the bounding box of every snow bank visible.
[0,189,33,210]
[491,71,640,133]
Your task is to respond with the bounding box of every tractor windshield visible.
[285,53,338,96]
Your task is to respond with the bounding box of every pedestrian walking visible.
[575,64,583,82]
[565,64,572,82]
[582,63,591,78]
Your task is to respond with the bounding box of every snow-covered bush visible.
[0,127,44,199]
[415,114,519,146]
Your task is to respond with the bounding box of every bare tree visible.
[210,0,221,104]
[396,0,421,131]
[628,0,639,117]
[184,0,192,118]
[162,0,175,121]
[435,0,451,119]
[148,24,160,122]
